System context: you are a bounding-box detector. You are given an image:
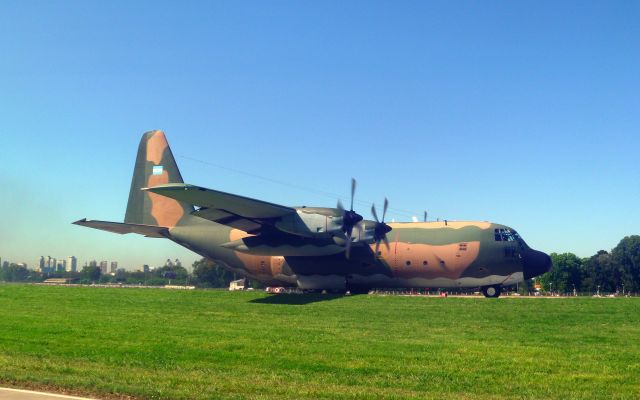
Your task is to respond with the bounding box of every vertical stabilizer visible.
[125,130,194,227]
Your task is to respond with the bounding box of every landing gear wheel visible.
[481,285,502,298]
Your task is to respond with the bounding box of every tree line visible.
[536,235,640,295]
[0,259,242,288]
[2,235,639,294]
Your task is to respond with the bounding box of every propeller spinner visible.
[371,198,393,255]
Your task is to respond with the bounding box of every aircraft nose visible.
[523,249,552,279]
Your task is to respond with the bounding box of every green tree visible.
[611,235,640,293]
[1,264,29,282]
[579,257,593,293]
[516,278,534,295]
[13,265,29,281]
[98,274,114,284]
[582,250,619,294]
[541,253,583,294]
[155,265,188,280]
[125,270,147,284]
[192,258,236,288]
[82,266,101,282]
[150,265,189,285]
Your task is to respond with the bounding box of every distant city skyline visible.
[1,2,638,266]
[1,255,188,273]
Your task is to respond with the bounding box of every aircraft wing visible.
[73,219,169,238]
[188,207,265,233]
[143,183,296,233]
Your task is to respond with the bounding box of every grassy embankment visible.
[0,284,638,399]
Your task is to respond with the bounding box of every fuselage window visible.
[422,260,428,266]
[405,260,411,266]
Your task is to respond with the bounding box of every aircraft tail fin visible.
[124,130,195,227]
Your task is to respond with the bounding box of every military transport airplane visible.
[74,130,551,297]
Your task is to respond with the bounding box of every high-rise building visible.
[66,256,77,272]
[89,260,97,268]
[175,258,182,268]
[99,261,108,274]
[110,261,118,274]
[39,256,45,272]
[45,256,54,273]
[143,264,150,273]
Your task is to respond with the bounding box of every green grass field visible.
[0,285,638,399]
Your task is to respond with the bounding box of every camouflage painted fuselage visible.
[168,218,528,291]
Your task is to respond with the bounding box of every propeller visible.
[337,178,363,259]
[371,197,393,255]
[424,211,427,222]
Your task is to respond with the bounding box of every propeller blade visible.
[355,221,364,241]
[371,203,379,223]
[350,178,356,211]
[337,178,365,259]
[424,211,427,222]
[383,236,390,252]
[372,197,392,255]
[382,198,388,222]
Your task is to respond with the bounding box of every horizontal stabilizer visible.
[144,183,295,219]
[73,219,169,238]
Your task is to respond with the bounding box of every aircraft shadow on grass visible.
[249,293,355,305]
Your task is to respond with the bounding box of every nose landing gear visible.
[481,285,502,298]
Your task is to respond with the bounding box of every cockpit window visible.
[494,228,521,242]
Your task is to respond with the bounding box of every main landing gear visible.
[481,285,502,298]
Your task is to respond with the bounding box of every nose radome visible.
[523,249,552,280]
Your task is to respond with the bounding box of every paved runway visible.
[0,388,95,400]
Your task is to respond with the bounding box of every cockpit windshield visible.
[494,228,522,243]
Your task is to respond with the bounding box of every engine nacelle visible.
[274,207,344,238]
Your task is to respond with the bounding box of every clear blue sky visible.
[1,1,638,270]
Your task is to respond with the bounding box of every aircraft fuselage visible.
[168,217,550,292]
